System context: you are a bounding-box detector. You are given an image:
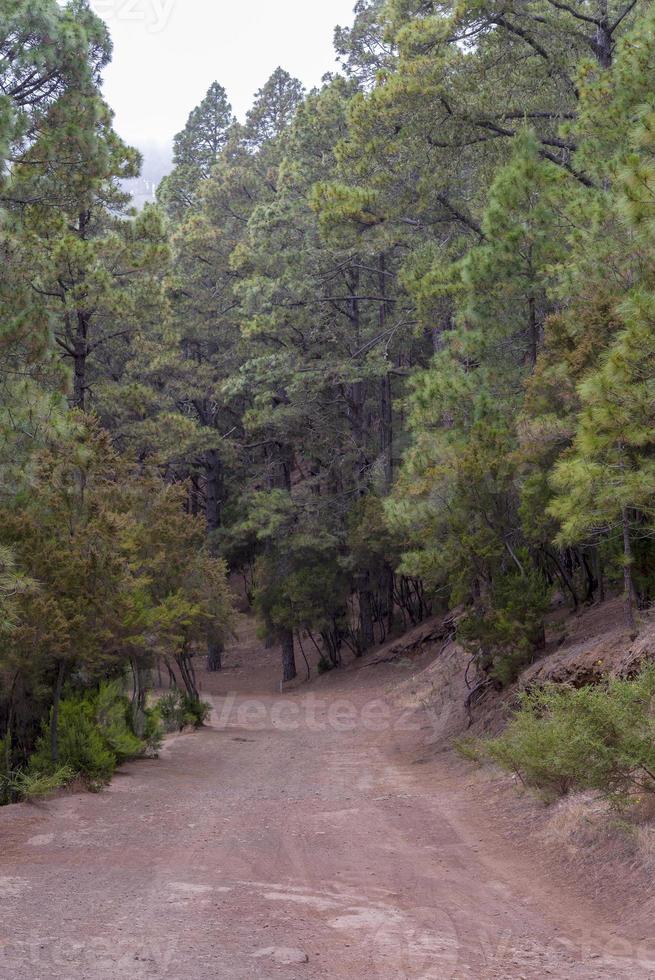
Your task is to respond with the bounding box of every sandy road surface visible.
[1,644,654,980]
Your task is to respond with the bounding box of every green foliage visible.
[11,767,75,802]
[141,706,164,755]
[550,292,655,543]
[159,81,235,219]
[317,656,334,676]
[157,691,211,732]
[30,696,119,785]
[487,668,655,806]
[459,568,551,687]
[3,0,655,749]
[95,682,144,762]
[26,682,151,786]
[452,736,484,765]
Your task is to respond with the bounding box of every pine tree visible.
[550,292,655,629]
[244,68,305,148]
[158,82,235,220]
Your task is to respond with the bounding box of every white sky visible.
[96,0,357,151]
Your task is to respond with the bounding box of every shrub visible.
[12,766,75,800]
[487,667,655,805]
[158,690,211,731]
[30,696,117,783]
[158,691,185,731]
[453,736,484,764]
[459,568,550,686]
[181,694,212,727]
[29,683,148,785]
[142,706,164,755]
[0,735,12,805]
[95,681,144,761]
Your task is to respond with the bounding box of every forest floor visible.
[1,614,654,979]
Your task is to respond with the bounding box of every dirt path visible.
[1,634,654,979]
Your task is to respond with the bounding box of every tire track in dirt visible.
[1,640,654,979]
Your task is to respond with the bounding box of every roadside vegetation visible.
[2,1,655,804]
[485,668,655,808]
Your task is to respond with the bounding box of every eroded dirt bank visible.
[1,628,654,979]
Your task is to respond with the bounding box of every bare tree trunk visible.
[622,507,636,631]
[207,641,223,673]
[130,658,147,735]
[50,661,66,765]
[268,437,297,682]
[205,449,224,536]
[73,313,89,411]
[528,294,538,367]
[358,572,375,654]
[281,628,297,683]
[176,646,199,701]
[379,254,394,489]
[380,372,393,489]
[594,1,613,69]
[386,564,396,636]
[205,448,224,672]
[597,548,606,603]
[189,475,201,516]
[72,211,91,411]
[545,548,579,610]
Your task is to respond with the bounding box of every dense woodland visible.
[1,0,654,800]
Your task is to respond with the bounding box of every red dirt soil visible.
[1,616,654,979]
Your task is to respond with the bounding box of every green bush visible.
[158,691,184,731]
[158,690,211,731]
[0,735,14,806]
[453,736,484,764]
[29,684,148,785]
[13,766,75,800]
[459,567,550,687]
[30,696,117,783]
[95,681,144,761]
[142,706,164,755]
[182,694,212,727]
[487,667,655,805]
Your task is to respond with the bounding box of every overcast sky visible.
[97,0,357,151]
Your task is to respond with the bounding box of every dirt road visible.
[1,637,653,979]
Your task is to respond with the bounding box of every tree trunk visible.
[281,628,297,683]
[528,294,538,367]
[545,548,579,610]
[581,551,597,604]
[73,314,88,411]
[379,254,393,489]
[380,372,393,490]
[205,449,224,536]
[267,436,297,681]
[176,647,199,701]
[596,548,606,603]
[207,640,223,673]
[358,573,375,654]
[50,661,66,765]
[72,211,91,411]
[622,506,636,631]
[130,659,147,735]
[386,564,396,636]
[594,2,613,69]
[205,448,224,672]
[189,475,201,516]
